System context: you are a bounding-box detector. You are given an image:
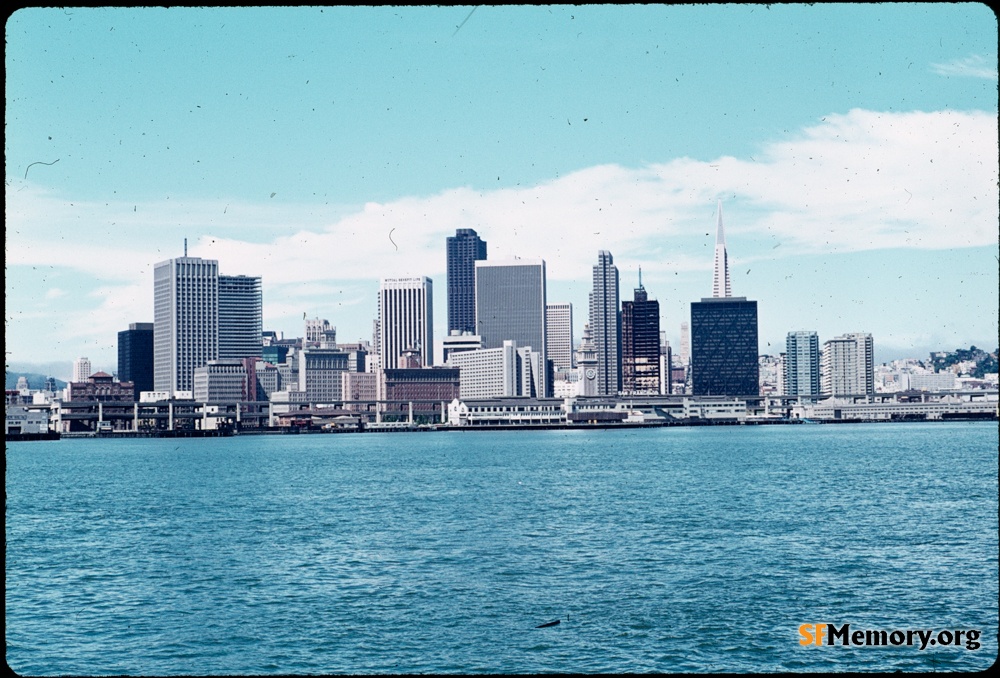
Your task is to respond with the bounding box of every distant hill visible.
[929,346,999,379]
[5,372,68,391]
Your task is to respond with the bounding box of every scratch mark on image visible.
[24,159,60,179]
[454,6,478,36]
[389,228,398,251]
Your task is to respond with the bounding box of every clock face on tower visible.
[585,368,597,380]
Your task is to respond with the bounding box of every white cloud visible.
[181,108,997,284]
[930,54,999,79]
[5,107,998,364]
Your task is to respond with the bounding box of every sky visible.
[6,4,999,379]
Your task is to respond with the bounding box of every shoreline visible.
[8,413,995,441]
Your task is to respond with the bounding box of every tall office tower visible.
[72,357,92,383]
[690,297,759,396]
[305,318,337,348]
[378,277,434,370]
[371,318,381,370]
[117,322,155,394]
[218,275,262,360]
[589,250,621,396]
[620,277,661,395]
[712,200,732,298]
[475,259,547,394]
[680,321,691,366]
[475,260,547,351]
[154,256,219,394]
[784,331,821,397]
[659,335,673,395]
[821,332,874,396]
[447,228,487,335]
[545,302,574,371]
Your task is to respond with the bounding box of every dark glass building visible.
[117,322,155,394]
[690,297,759,396]
[446,229,487,335]
[261,344,290,366]
[621,285,661,395]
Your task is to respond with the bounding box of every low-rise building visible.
[447,340,543,399]
[66,372,135,402]
[298,348,365,404]
[442,331,482,362]
[5,405,50,435]
[341,371,378,412]
[380,368,460,421]
[193,360,248,402]
[447,397,567,427]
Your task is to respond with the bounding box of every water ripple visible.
[6,422,997,674]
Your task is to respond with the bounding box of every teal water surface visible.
[6,422,998,674]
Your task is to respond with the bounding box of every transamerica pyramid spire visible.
[711,200,731,298]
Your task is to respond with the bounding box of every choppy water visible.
[6,422,998,674]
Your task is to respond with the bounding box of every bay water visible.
[6,422,998,674]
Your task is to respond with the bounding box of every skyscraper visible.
[378,277,434,369]
[680,321,690,366]
[218,275,262,361]
[821,332,874,396]
[784,331,821,397]
[118,322,154,394]
[447,228,487,335]
[659,333,673,395]
[690,297,759,396]
[621,275,661,395]
[545,302,574,372]
[712,200,732,298]
[154,256,219,394]
[72,357,92,383]
[475,259,547,394]
[690,202,759,396]
[589,250,620,396]
[475,260,546,350]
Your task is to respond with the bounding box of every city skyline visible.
[6,5,998,377]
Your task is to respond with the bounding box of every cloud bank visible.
[6,107,998,364]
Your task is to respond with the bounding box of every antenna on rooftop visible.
[184,238,188,257]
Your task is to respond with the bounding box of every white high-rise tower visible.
[545,302,574,371]
[712,200,732,298]
[73,357,92,383]
[378,277,434,369]
[154,256,219,395]
[821,332,874,396]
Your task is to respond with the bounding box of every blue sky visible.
[6,4,998,378]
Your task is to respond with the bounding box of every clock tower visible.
[575,323,599,397]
